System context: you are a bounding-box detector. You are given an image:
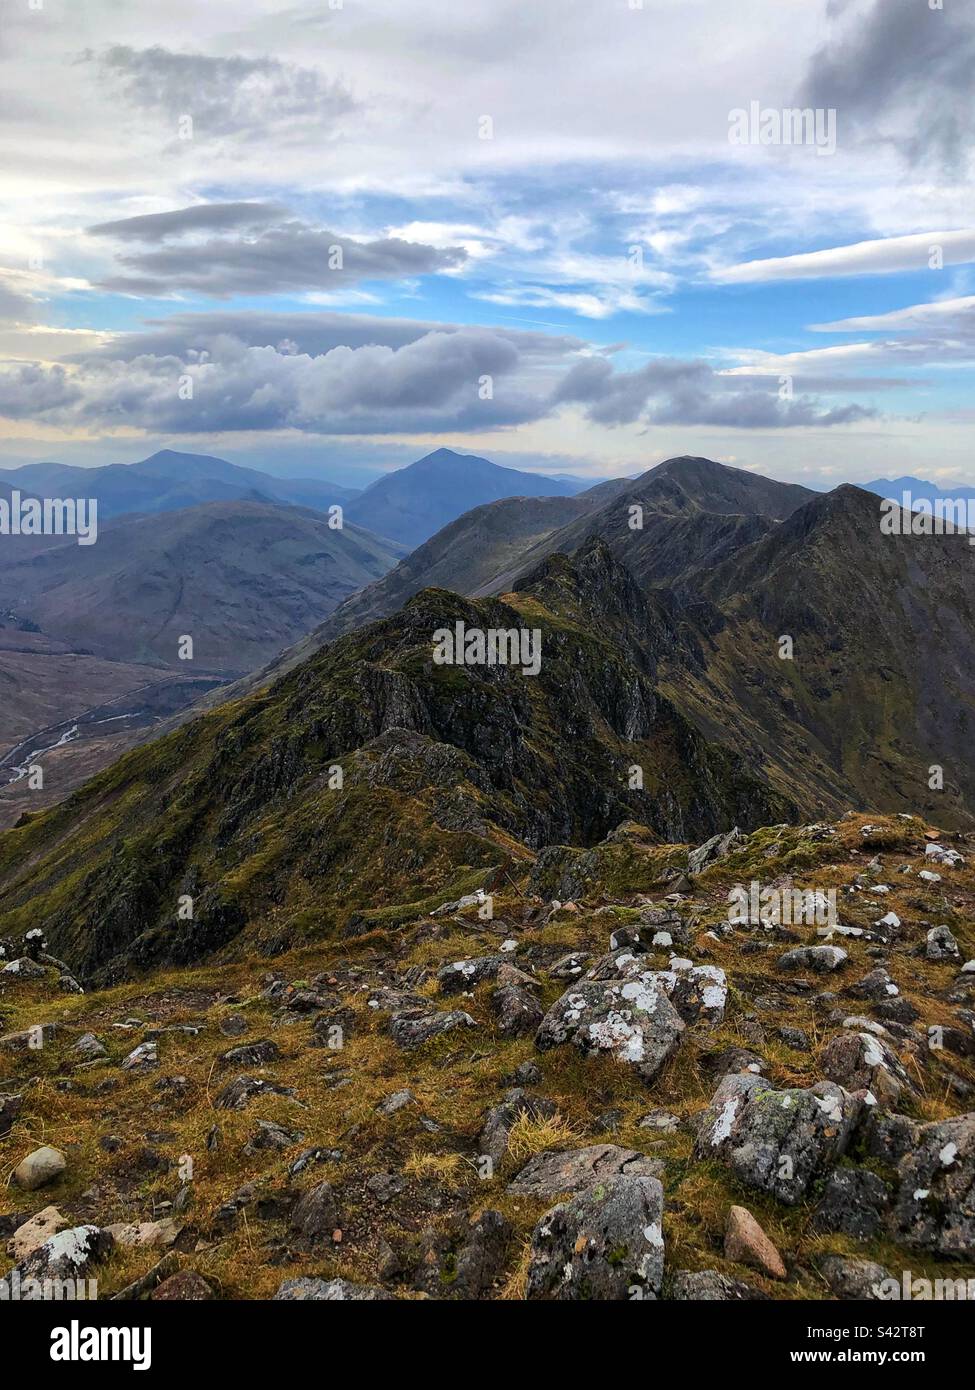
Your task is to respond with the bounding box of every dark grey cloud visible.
[2,314,876,438]
[553,356,876,428]
[80,309,584,363]
[87,205,467,297]
[3,326,555,436]
[88,45,357,141]
[800,0,975,170]
[88,203,285,241]
[0,363,79,418]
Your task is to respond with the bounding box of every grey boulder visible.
[526,1175,664,1300]
[694,1072,861,1204]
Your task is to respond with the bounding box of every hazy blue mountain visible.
[863,475,975,504]
[344,447,585,547]
[0,449,360,521]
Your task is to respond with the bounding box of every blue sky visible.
[0,0,972,488]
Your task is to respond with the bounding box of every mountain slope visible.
[477,455,814,595]
[668,483,975,822]
[0,499,403,674]
[0,541,793,983]
[217,455,805,700]
[275,494,595,659]
[345,447,583,547]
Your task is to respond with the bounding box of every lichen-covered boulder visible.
[820,1031,912,1107]
[526,1175,664,1300]
[693,1072,861,1204]
[14,1225,114,1286]
[508,1143,662,1199]
[388,1008,476,1049]
[889,1113,975,1257]
[777,945,848,973]
[535,970,685,1084]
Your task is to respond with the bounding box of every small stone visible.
[671,1269,767,1301]
[1,957,46,979]
[70,1033,107,1060]
[513,1061,542,1086]
[493,983,544,1037]
[926,926,960,962]
[777,945,848,973]
[219,1038,281,1067]
[388,1008,476,1049]
[291,1182,341,1242]
[0,1092,22,1136]
[151,1271,214,1301]
[724,1205,786,1279]
[14,1225,113,1285]
[376,1089,415,1116]
[107,1218,182,1249]
[819,1255,893,1301]
[13,1145,66,1191]
[638,1109,679,1132]
[6,1206,68,1260]
[121,1042,158,1071]
[273,1277,390,1300]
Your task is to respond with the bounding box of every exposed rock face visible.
[694,1073,862,1203]
[0,542,793,984]
[526,1176,665,1300]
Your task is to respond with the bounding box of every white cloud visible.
[811,296,975,333]
[713,231,975,284]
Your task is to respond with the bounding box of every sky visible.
[0,0,972,488]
